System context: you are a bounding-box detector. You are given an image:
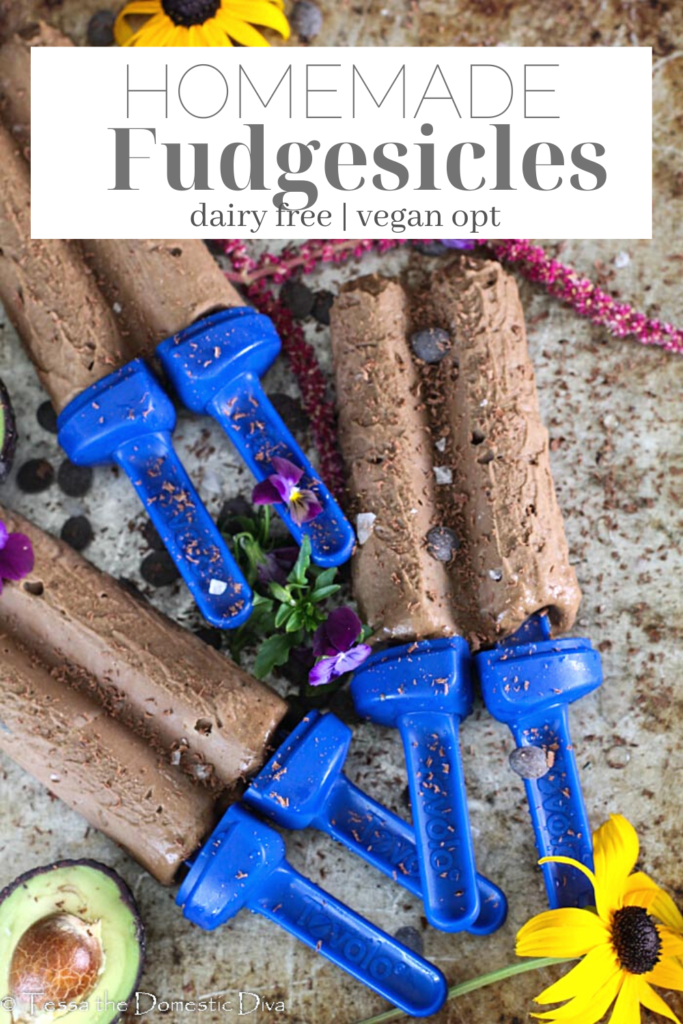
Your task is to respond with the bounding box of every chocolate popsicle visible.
[427,258,581,644]
[0,30,245,348]
[0,126,128,412]
[0,505,288,791]
[0,628,215,885]
[331,277,458,642]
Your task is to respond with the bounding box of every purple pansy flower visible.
[252,457,323,525]
[309,607,371,687]
[257,545,299,586]
[440,239,477,250]
[0,521,34,594]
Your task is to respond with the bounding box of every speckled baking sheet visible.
[1,3,682,1023]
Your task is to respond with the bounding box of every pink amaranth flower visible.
[309,607,371,687]
[252,457,323,525]
[0,521,34,594]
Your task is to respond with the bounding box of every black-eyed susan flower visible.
[517,814,683,1024]
[114,0,290,47]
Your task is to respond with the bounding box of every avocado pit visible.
[9,914,104,1019]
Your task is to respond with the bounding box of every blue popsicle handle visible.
[510,706,594,909]
[115,432,252,628]
[207,372,354,568]
[57,358,252,629]
[157,310,355,569]
[254,862,447,1018]
[324,775,506,936]
[398,712,480,932]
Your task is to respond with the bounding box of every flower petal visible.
[532,968,622,1023]
[0,533,34,581]
[299,491,323,523]
[0,522,7,548]
[337,644,372,675]
[271,457,304,487]
[535,944,618,1006]
[252,479,283,505]
[323,607,363,653]
[646,957,683,992]
[593,815,639,916]
[517,908,610,959]
[659,928,683,959]
[308,656,338,687]
[637,980,682,1023]
[218,1,290,37]
[607,974,642,1024]
[215,14,271,45]
[623,872,683,933]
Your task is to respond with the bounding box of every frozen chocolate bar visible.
[331,277,458,642]
[0,628,215,884]
[0,506,288,790]
[427,258,581,642]
[0,125,128,412]
[0,30,244,351]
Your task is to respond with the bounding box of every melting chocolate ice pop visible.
[0,122,249,627]
[331,277,505,934]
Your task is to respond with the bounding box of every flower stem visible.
[352,957,575,1024]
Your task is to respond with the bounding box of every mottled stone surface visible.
[0,3,682,1023]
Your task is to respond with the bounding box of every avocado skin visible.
[1,859,146,1024]
[0,378,17,485]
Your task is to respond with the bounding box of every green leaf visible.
[253,633,295,679]
[311,584,341,603]
[312,567,337,591]
[289,535,312,585]
[285,609,304,633]
[269,582,293,605]
[274,603,293,629]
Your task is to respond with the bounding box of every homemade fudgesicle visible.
[0,511,448,1015]
[331,260,602,911]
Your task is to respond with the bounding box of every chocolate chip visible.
[410,327,452,364]
[142,519,166,551]
[57,459,93,498]
[17,458,55,493]
[280,279,315,319]
[312,290,334,325]
[140,550,180,587]
[426,526,460,562]
[291,0,323,40]
[61,515,93,552]
[413,241,450,257]
[36,401,58,434]
[195,627,223,650]
[269,393,309,437]
[394,926,424,956]
[509,746,549,780]
[87,10,116,46]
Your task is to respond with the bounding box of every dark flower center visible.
[612,906,661,975]
[162,0,221,26]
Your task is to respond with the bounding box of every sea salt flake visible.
[614,251,630,269]
[435,437,447,452]
[356,513,376,545]
[434,466,453,485]
[209,579,228,595]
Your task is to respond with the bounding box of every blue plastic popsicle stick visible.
[177,804,447,1018]
[57,359,252,629]
[157,309,355,568]
[476,613,603,909]
[244,710,506,936]
[350,638,483,932]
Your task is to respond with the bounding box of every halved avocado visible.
[0,379,17,484]
[0,860,145,1024]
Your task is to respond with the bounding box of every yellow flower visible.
[115,0,290,47]
[517,815,683,1024]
